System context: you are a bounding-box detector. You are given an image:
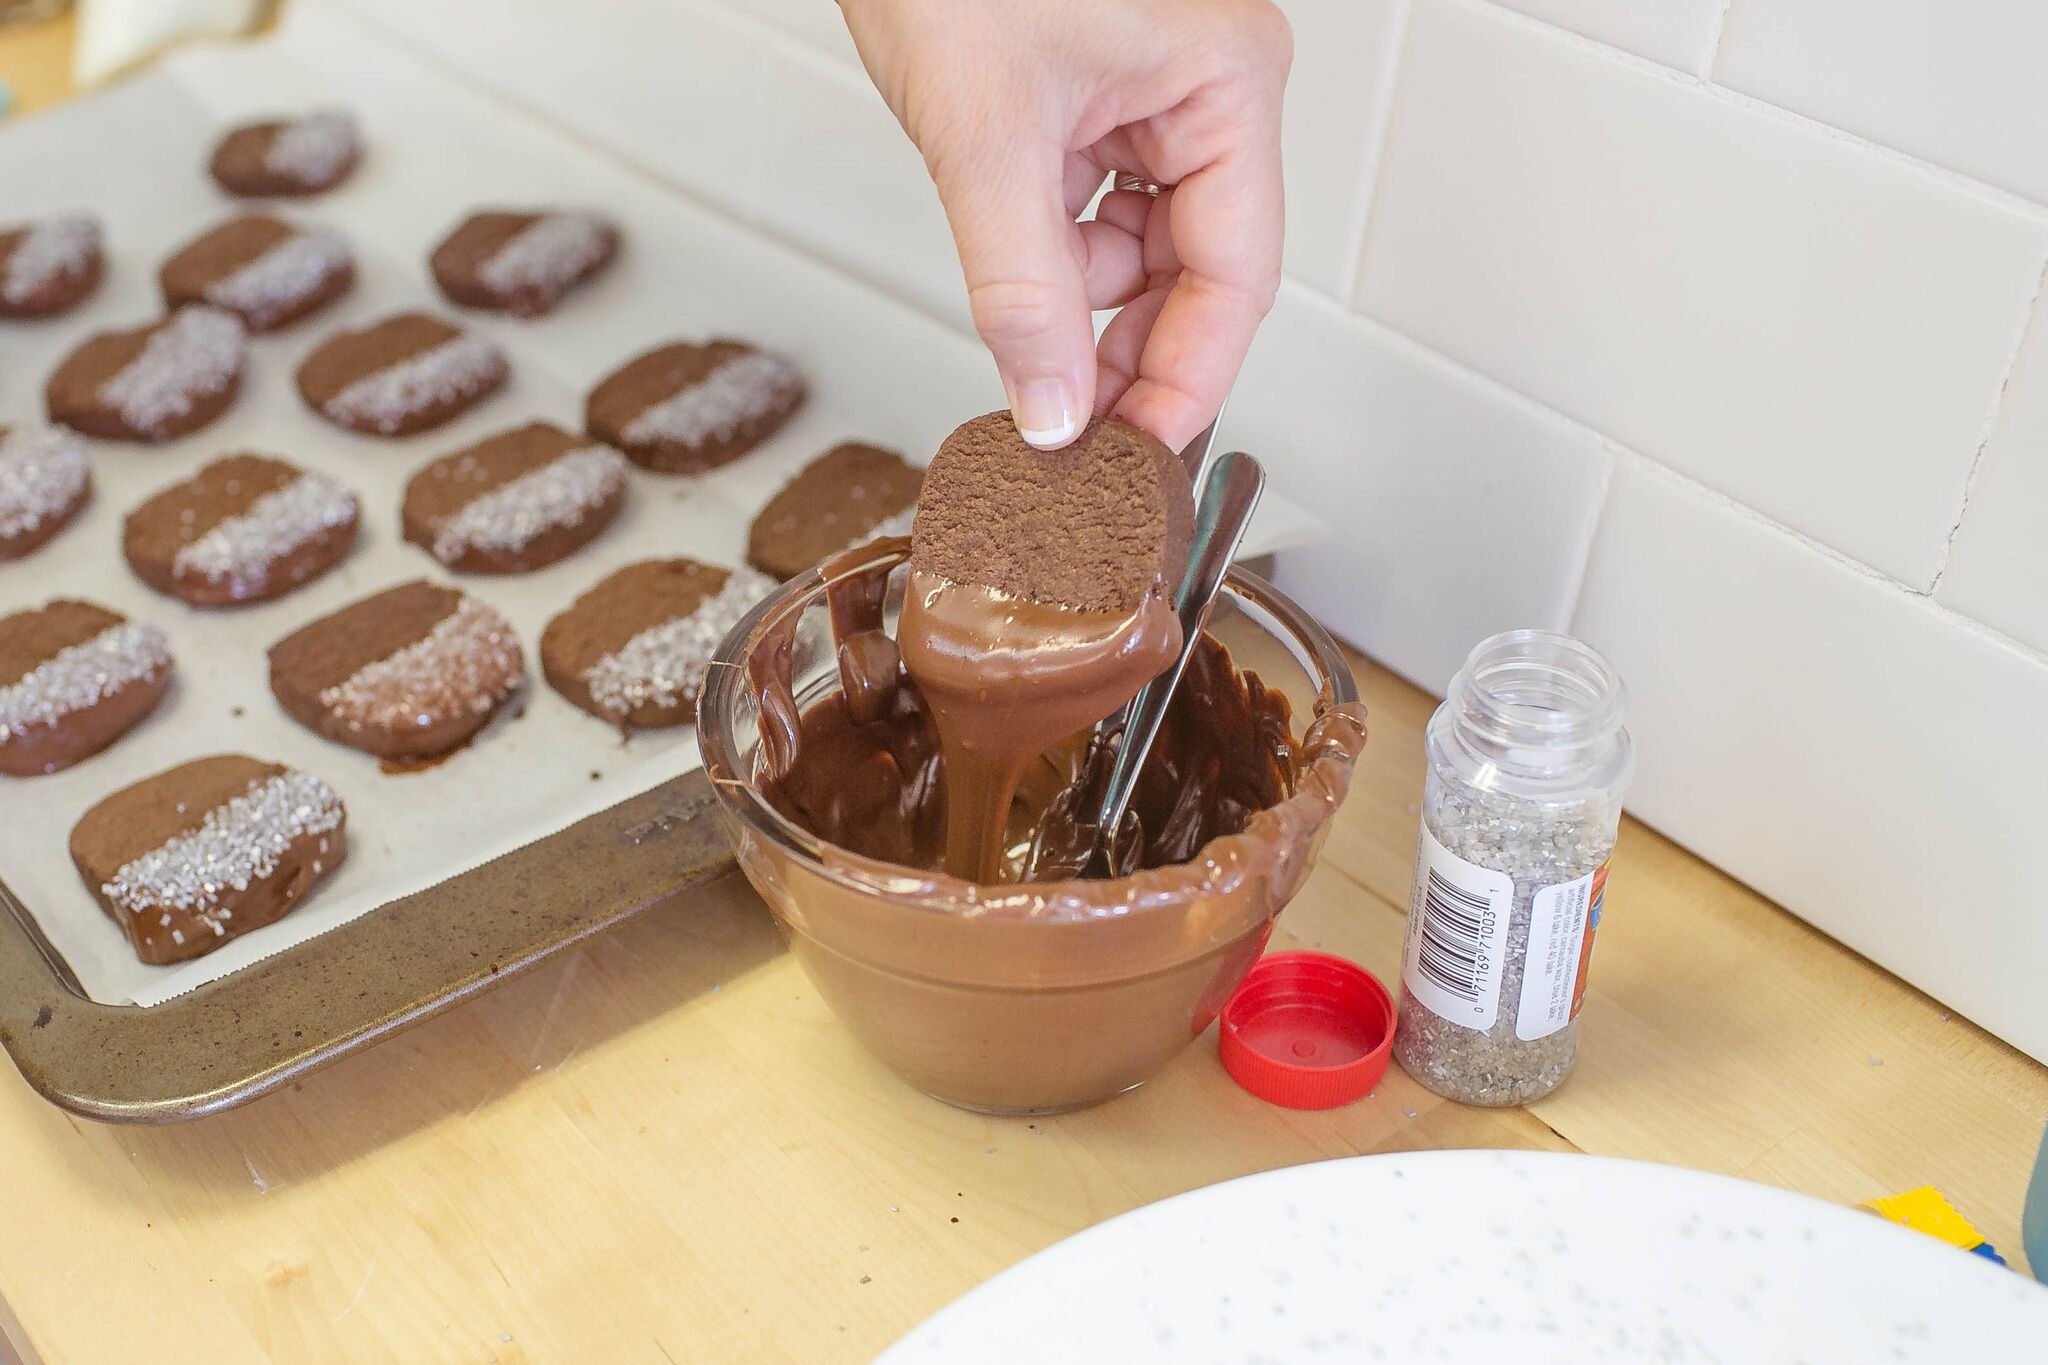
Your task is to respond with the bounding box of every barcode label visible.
[1403,824,1513,1029]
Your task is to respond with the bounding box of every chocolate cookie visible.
[268,580,524,757]
[70,754,346,965]
[541,559,773,729]
[297,312,508,437]
[586,339,804,474]
[46,306,247,444]
[912,413,1194,613]
[160,213,354,333]
[0,600,173,777]
[0,213,103,318]
[430,210,619,318]
[746,442,921,580]
[401,421,628,574]
[0,424,90,561]
[125,454,359,607]
[210,110,361,197]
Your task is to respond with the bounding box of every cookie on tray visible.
[46,306,247,443]
[746,442,921,580]
[0,424,91,561]
[401,421,628,574]
[125,453,359,607]
[430,209,619,318]
[160,213,354,333]
[210,110,361,197]
[70,754,346,966]
[541,558,773,730]
[268,580,525,758]
[0,599,173,777]
[0,213,103,318]
[585,338,803,475]
[297,311,509,437]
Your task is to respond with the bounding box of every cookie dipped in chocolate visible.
[897,413,1193,883]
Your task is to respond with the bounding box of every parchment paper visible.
[0,3,1326,1006]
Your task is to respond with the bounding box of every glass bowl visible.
[698,541,1364,1114]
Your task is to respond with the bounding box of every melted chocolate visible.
[753,546,1300,886]
[897,567,1180,881]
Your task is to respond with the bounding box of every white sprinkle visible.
[262,111,359,186]
[584,568,773,718]
[4,214,98,305]
[173,472,358,596]
[0,622,171,739]
[431,446,625,563]
[847,502,915,552]
[477,212,612,297]
[319,597,524,733]
[0,426,88,542]
[205,230,352,330]
[323,334,505,434]
[99,307,246,436]
[621,351,801,450]
[102,770,342,927]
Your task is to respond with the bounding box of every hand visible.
[840,0,1291,451]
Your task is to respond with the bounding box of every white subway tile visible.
[1273,0,1405,298]
[1572,457,2048,1064]
[1355,0,2048,587]
[698,0,864,68]
[1714,1,2048,209]
[333,0,972,333]
[1240,284,1610,692]
[1936,283,2048,655]
[1487,0,1721,72]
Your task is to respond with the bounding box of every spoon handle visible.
[1090,450,1265,864]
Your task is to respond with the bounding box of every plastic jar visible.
[1392,630,1634,1106]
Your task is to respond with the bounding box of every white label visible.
[1403,824,1514,1030]
[1515,868,1598,1040]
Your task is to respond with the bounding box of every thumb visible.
[932,148,1097,449]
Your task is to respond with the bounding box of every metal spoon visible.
[1080,448,1265,878]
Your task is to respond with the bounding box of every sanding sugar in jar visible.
[1392,630,1633,1107]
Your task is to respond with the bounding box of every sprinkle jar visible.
[1392,630,1634,1107]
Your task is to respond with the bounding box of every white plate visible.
[881,1151,2046,1363]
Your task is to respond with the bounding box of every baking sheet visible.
[0,3,1326,1007]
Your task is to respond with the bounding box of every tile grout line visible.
[1556,444,1618,636]
[1927,253,2048,595]
[1615,447,2048,672]
[320,0,2048,677]
[1292,283,2048,671]
[1335,0,1414,305]
[1698,0,1737,80]
[1447,0,2048,227]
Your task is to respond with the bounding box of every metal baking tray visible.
[0,771,734,1122]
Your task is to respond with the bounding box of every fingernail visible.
[1008,377,1080,449]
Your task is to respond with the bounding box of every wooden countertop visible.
[0,17,2043,1363]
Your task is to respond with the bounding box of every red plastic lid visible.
[1219,950,1395,1109]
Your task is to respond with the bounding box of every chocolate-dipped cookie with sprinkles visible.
[297,311,509,437]
[0,213,103,318]
[46,306,247,443]
[401,421,627,574]
[0,424,91,561]
[125,454,359,607]
[586,338,804,475]
[268,580,524,758]
[0,599,173,777]
[210,110,361,197]
[160,213,354,333]
[541,558,773,730]
[747,442,921,580]
[430,209,619,318]
[70,754,346,966]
